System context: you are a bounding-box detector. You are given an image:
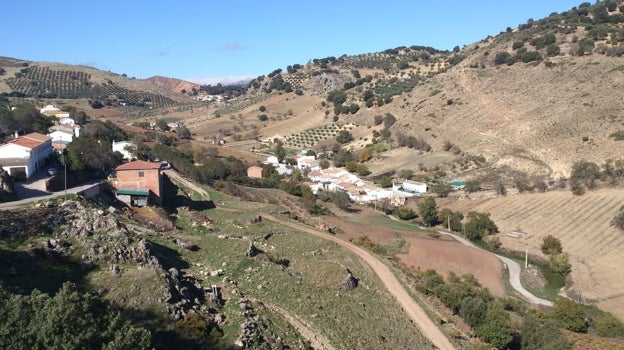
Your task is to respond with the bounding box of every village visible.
[247,149,429,206]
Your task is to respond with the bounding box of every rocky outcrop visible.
[336,269,359,291]
[0,169,15,199]
[245,241,262,257]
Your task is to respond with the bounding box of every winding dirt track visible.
[263,214,455,350]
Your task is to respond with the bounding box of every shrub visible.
[593,312,624,337]
[612,206,624,230]
[494,52,512,65]
[463,211,499,241]
[551,298,587,332]
[464,180,481,193]
[257,114,268,121]
[395,206,416,220]
[541,235,563,255]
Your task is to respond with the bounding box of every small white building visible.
[59,117,75,126]
[266,155,279,165]
[40,104,70,119]
[393,180,427,194]
[0,132,53,179]
[112,140,137,161]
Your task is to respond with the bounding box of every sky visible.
[2,1,584,85]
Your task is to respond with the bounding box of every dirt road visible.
[255,299,335,350]
[263,214,456,350]
[163,169,211,200]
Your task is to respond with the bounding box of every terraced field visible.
[441,189,624,320]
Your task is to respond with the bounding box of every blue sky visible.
[2,1,582,84]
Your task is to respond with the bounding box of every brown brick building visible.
[110,160,163,206]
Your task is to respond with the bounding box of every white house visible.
[48,130,74,152]
[112,140,137,161]
[266,155,279,165]
[393,180,427,194]
[0,132,53,179]
[295,155,317,170]
[40,104,70,119]
[59,117,75,126]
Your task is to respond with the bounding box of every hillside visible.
[145,76,200,94]
[177,3,624,182]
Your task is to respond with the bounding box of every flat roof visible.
[116,189,149,196]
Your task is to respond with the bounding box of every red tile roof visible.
[10,138,41,149]
[5,132,52,150]
[22,132,52,143]
[115,160,162,171]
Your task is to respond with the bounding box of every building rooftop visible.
[115,160,162,171]
[22,132,52,143]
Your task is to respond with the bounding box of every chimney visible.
[14,131,18,139]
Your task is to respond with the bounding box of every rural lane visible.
[263,214,456,350]
[436,230,554,307]
[163,170,211,200]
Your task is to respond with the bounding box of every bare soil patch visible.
[323,215,505,297]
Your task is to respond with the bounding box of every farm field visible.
[440,188,624,320]
[323,211,505,297]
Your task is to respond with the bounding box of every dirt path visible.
[263,214,456,350]
[163,169,211,201]
[255,299,335,350]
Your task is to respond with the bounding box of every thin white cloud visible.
[185,75,256,86]
[225,41,247,51]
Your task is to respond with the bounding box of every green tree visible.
[355,163,370,176]
[437,208,464,231]
[521,313,573,350]
[551,298,587,332]
[475,302,513,349]
[612,206,624,230]
[541,235,563,255]
[418,196,438,226]
[383,113,397,129]
[275,143,286,163]
[0,282,151,350]
[395,206,416,220]
[570,160,601,190]
[549,252,572,276]
[463,212,499,241]
[464,180,481,193]
[66,136,120,172]
[156,119,170,131]
[593,312,624,337]
[177,125,191,139]
[336,130,354,144]
[431,183,452,198]
[460,296,487,328]
[332,191,352,210]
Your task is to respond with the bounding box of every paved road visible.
[263,213,456,350]
[437,230,553,306]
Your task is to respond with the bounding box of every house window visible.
[138,171,144,177]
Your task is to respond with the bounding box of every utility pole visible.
[448,215,451,231]
[60,153,67,201]
[525,248,528,269]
